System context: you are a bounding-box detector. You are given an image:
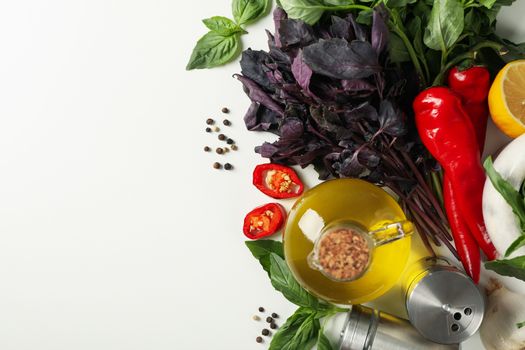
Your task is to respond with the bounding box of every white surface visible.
[0,1,524,349]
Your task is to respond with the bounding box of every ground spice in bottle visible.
[317,228,370,281]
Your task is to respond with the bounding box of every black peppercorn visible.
[262,329,270,336]
[226,138,234,144]
[266,316,273,323]
[213,162,222,169]
[205,127,212,133]
[206,118,214,125]
[216,148,224,154]
[271,313,278,318]
[255,336,263,343]
[223,119,231,126]
[218,134,226,141]
[221,107,229,113]
[204,146,211,152]
[270,323,277,329]
[224,163,233,170]
[258,307,264,312]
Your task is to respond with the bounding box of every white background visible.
[0,1,524,349]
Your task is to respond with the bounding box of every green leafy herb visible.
[423,0,464,52]
[186,32,241,70]
[517,320,525,329]
[484,157,525,233]
[269,253,320,309]
[269,308,315,350]
[279,0,326,25]
[485,256,525,281]
[316,328,334,350]
[245,240,284,275]
[202,16,244,35]
[505,236,525,258]
[232,0,270,25]
[187,0,272,70]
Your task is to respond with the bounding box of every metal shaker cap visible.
[405,262,485,344]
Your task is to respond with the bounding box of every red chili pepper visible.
[413,87,498,260]
[447,66,491,152]
[443,176,481,282]
[243,203,286,240]
[253,164,304,199]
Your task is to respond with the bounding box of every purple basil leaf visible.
[291,50,313,93]
[371,7,389,55]
[258,142,280,157]
[341,79,376,92]
[329,16,355,41]
[377,100,406,137]
[358,147,380,168]
[235,74,284,116]
[243,102,281,131]
[240,49,274,92]
[279,117,304,139]
[340,153,365,177]
[303,39,381,80]
[347,14,367,42]
[273,7,287,48]
[278,19,316,48]
[342,102,378,123]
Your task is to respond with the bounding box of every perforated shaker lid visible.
[406,267,485,344]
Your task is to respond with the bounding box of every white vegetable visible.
[480,286,525,350]
[482,134,525,293]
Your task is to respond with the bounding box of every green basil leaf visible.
[389,33,411,63]
[279,0,325,25]
[282,312,320,350]
[517,320,525,329]
[202,16,244,36]
[269,253,319,309]
[269,308,314,350]
[356,9,373,25]
[505,235,525,257]
[186,31,241,70]
[521,180,525,197]
[245,240,284,275]
[408,16,426,63]
[478,0,497,8]
[484,157,525,231]
[317,329,334,350]
[232,0,270,25]
[485,256,525,281]
[323,0,353,4]
[423,0,464,51]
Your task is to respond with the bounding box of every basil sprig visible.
[483,157,525,282]
[186,0,271,70]
[246,240,346,350]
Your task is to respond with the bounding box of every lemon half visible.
[489,60,525,138]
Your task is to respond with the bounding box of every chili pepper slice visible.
[253,164,304,199]
[243,203,286,240]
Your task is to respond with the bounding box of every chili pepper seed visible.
[224,163,233,170]
[223,119,231,126]
[270,323,277,329]
[204,146,211,152]
[218,134,226,141]
[221,107,230,114]
[252,315,260,321]
[213,162,222,169]
[206,118,214,125]
[231,144,238,151]
[205,127,212,133]
[256,336,263,343]
[271,313,278,318]
[258,307,265,312]
[266,317,273,323]
[216,148,224,154]
[262,329,270,336]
